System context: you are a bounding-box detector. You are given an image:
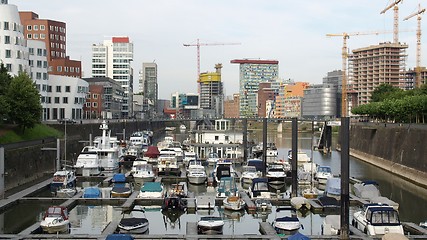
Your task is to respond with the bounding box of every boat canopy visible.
[83,187,101,198]
[112,173,126,183]
[247,159,265,172]
[144,146,160,158]
[106,234,135,240]
[141,182,163,192]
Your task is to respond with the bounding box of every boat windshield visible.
[318,167,331,173]
[368,208,401,226]
[243,166,257,173]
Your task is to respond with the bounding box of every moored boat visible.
[138,182,165,198]
[315,166,333,184]
[324,177,341,200]
[83,187,101,198]
[50,169,77,194]
[110,173,132,198]
[266,164,286,187]
[40,206,70,234]
[353,180,381,200]
[272,207,301,235]
[118,206,149,234]
[290,196,311,211]
[197,216,224,235]
[223,195,246,211]
[186,162,207,185]
[131,160,155,182]
[73,146,101,176]
[247,178,271,199]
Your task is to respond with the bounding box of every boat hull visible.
[40,221,70,234]
[118,218,149,234]
[187,176,207,185]
[223,196,245,211]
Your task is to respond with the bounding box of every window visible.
[74,97,79,104]
[43,73,48,80]
[40,34,45,39]
[56,86,61,92]
[64,67,69,72]
[54,97,60,103]
[43,49,47,56]
[5,50,11,58]
[4,22,9,30]
[37,48,42,56]
[36,72,41,79]
[33,25,38,31]
[93,102,98,108]
[27,25,32,31]
[40,25,45,30]
[65,86,70,92]
[27,34,32,39]
[29,48,34,55]
[36,60,42,68]
[33,34,38,39]
[29,60,34,67]
[16,51,21,59]
[6,64,12,71]
[43,61,48,68]
[93,94,98,99]
[86,102,91,107]
[57,66,62,72]
[63,97,68,104]
[47,86,52,92]
[4,36,10,44]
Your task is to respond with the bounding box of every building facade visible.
[83,77,124,119]
[350,42,408,105]
[199,63,223,117]
[19,11,82,78]
[140,62,158,117]
[403,67,427,90]
[223,94,240,118]
[301,84,337,120]
[274,81,309,118]
[92,36,134,118]
[257,82,277,118]
[230,59,279,117]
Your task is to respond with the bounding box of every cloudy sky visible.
[12,0,425,98]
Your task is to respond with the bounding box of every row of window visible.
[85,102,99,108]
[51,50,65,58]
[56,66,80,73]
[0,21,24,33]
[27,24,65,33]
[31,72,48,80]
[0,35,26,46]
[29,47,47,56]
[1,49,26,59]
[27,33,46,40]
[29,59,48,68]
[2,63,23,72]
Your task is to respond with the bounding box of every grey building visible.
[301,84,338,120]
[140,62,158,117]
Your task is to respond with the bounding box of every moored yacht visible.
[131,160,155,182]
[74,146,101,176]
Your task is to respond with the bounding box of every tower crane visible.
[326,30,395,117]
[380,0,403,43]
[183,39,241,90]
[404,4,426,88]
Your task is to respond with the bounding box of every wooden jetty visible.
[240,190,256,212]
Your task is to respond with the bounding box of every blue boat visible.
[83,187,101,198]
[111,173,132,198]
[105,234,134,240]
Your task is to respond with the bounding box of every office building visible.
[92,36,134,118]
[19,11,81,78]
[230,59,279,117]
[199,63,223,117]
[140,62,158,117]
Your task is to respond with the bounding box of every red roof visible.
[230,59,279,64]
[144,146,160,158]
[112,37,129,43]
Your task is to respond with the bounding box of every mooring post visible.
[291,118,298,197]
[0,147,4,199]
[263,118,267,177]
[242,118,248,164]
[340,117,350,239]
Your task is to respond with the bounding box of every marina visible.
[0,124,427,239]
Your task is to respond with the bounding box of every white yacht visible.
[186,160,207,185]
[74,146,101,176]
[157,148,180,176]
[131,160,155,182]
[92,121,121,174]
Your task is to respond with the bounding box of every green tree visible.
[6,72,42,132]
[0,63,13,123]
[370,84,403,102]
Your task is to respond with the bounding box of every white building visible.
[48,75,88,121]
[0,0,29,75]
[92,36,134,118]
[1,0,88,122]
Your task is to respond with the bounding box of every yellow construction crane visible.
[326,31,395,117]
[404,4,426,88]
[183,39,241,87]
[380,0,403,43]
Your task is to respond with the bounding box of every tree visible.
[0,63,13,123]
[370,84,403,102]
[6,72,42,132]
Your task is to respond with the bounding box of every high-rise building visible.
[91,37,134,118]
[257,82,277,118]
[403,67,427,90]
[140,62,158,117]
[199,63,223,117]
[19,11,81,78]
[349,42,408,105]
[230,59,279,117]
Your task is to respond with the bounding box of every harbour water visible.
[0,129,426,236]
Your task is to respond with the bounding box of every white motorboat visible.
[247,178,271,199]
[40,206,70,234]
[197,216,224,235]
[131,160,155,182]
[118,206,149,234]
[50,169,77,194]
[315,166,333,184]
[287,149,311,165]
[157,136,174,150]
[290,196,311,211]
[129,131,150,149]
[157,148,180,176]
[240,165,261,184]
[206,152,220,166]
[266,164,286,187]
[216,176,238,198]
[187,163,207,185]
[352,203,403,236]
[213,159,236,183]
[272,207,301,235]
[223,195,246,211]
[322,215,340,235]
[183,151,197,164]
[353,180,381,200]
[92,121,121,173]
[254,198,272,212]
[138,182,165,198]
[56,187,77,198]
[73,146,101,176]
[168,141,184,162]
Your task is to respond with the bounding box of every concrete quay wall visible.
[348,123,427,188]
[2,120,166,192]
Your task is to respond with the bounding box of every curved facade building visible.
[0,1,28,76]
[301,84,338,120]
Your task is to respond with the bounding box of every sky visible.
[11,0,426,99]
